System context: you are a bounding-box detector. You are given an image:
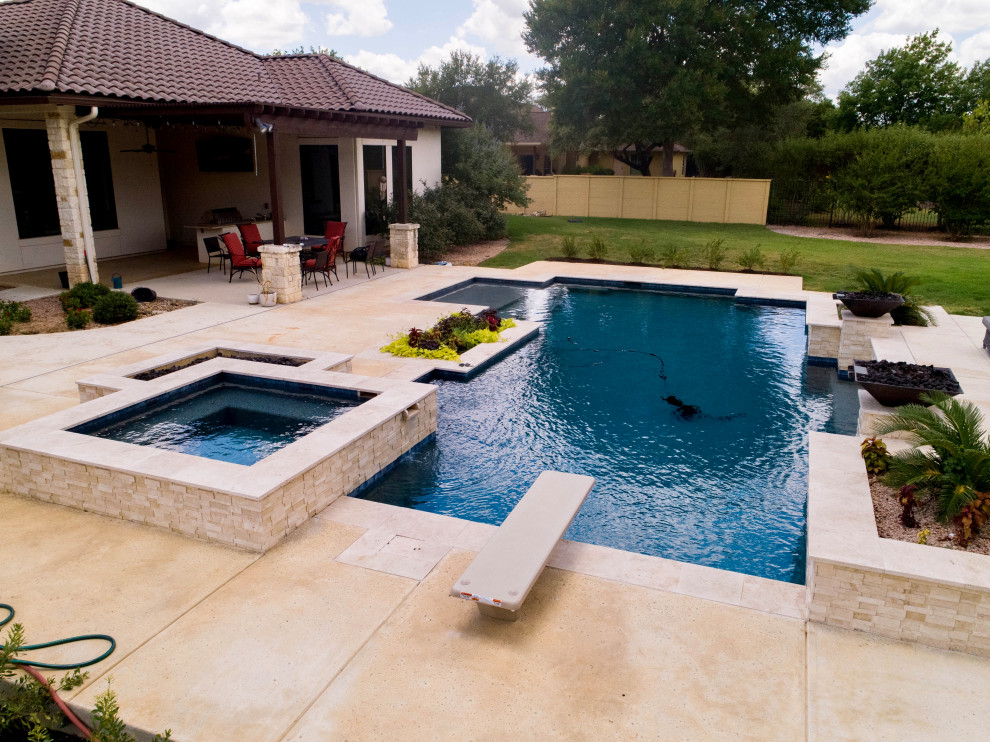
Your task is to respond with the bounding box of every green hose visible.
[0,602,116,670]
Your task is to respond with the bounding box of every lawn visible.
[483,216,990,316]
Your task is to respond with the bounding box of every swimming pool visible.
[357,283,858,583]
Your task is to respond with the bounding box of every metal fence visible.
[766,179,988,235]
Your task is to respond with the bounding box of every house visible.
[0,0,470,285]
[508,105,691,177]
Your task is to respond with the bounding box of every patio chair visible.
[324,220,346,273]
[325,237,341,282]
[349,239,385,278]
[302,248,333,289]
[220,232,261,283]
[237,223,273,254]
[203,235,228,274]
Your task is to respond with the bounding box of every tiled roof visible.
[0,0,469,123]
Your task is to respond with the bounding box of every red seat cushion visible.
[304,258,317,268]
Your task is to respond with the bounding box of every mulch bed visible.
[870,476,990,555]
[5,295,196,335]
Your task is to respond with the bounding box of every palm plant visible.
[873,392,990,519]
[854,268,935,326]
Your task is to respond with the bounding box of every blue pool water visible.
[72,373,365,465]
[357,284,858,583]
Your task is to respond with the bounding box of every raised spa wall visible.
[0,343,437,552]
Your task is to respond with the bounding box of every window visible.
[363,144,387,233]
[2,127,118,239]
[3,129,59,239]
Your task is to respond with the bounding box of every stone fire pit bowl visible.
[833,291,904,318]
[853,359,963,407]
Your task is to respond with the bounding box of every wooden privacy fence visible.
[506,175,772,225]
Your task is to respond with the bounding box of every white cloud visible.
[457,0,530,58]
[134,0,307,51]
[819,32,908,98]
[869,0,990,36]
[345,37,487,83]
[325,0,392,37]
[960,30,990,66]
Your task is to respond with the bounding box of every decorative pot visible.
[259,292,277,307]
[247,293,260,305]
[833,291,904,318]
[853,360,963,407]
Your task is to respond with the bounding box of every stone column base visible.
[389,223,420,269]
[837,310,894,374]
[259,244,303,304]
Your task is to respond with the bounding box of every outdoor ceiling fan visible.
[120,128,174,154]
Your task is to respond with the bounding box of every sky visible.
[135,0,990,99]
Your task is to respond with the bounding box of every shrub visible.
[562,235,579,258]
[874,392,990,519]
[381,308,515,361]
[92,293,139,324]
[854,268,935,326]
[927,134,990,237]
[628,241,654,263]
[60,281,110,312]
[702,238,727,270]
[587,235,608,261]
[737,245,764,271]
[777,250,800,274]
[0,300,31,323]
[658,242,685,268]
[66,308,91,330]
[0,317,10,336]
[860,435,891,475]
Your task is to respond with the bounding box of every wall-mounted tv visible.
[196,136,254,172]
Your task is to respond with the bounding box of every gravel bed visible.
[870,477,990,555]
[5,295,196,334]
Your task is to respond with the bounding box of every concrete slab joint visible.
[389,223,420,269]
[259,244,303,304]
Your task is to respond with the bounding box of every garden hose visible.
[0,602,116,669]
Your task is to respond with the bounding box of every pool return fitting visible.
[1,602,116,739]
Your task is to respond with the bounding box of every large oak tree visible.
[524,0,870,175]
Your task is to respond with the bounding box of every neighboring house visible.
[508,105,691,177]
[0,0,470,284]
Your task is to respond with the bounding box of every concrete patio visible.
[2,261,990,740]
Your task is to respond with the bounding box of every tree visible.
[523,0,869,176]
[406,51,533,142]
[835,31,966,131]
[268,46,338,57]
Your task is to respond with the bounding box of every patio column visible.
[396,138,408,223]
[259,244,302,304]
[266,131,285,244]
[45,106,98,286]
[388,223,419,269]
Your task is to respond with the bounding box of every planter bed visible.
[853,359,962,407]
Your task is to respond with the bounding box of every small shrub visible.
[562,235,579,258]
[861,435,891,475]
[628,240,654,264]
[898,484,918,527]
[854,268,934,327]
[954,493,990,547]
[702,238,727,270]
[737,245,764,271]
[92,293,139,324]
[66,308,91,330]
[381,308,515,361]
[0,300,31,324]
[587,235,608,261]
[777,250,800,274]
[658,242,685,268]
[0,317,11,336]
[60,281,110,311]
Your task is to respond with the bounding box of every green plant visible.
[874,391,990,519]
[737,245,764,271]
[89,680,172,742]
[380,309,515,361]
[587,235,608,261]
[861,435,891,475]
[854,268,935,326]
[777,250,800,274]
[702,238,727,270]
[658,242,685,268]
[953,493,990,547]
[59,281,110,312]
[628,240,654,263]
[92,293,139,325]
[0,299,31,324]
[562,235,579,258]
[917,528,930,544]
[66,308,91,330]
[898,484,918,527]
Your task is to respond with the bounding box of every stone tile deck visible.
[2,261,990,740]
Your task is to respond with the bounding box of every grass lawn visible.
[483,216,990,316]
